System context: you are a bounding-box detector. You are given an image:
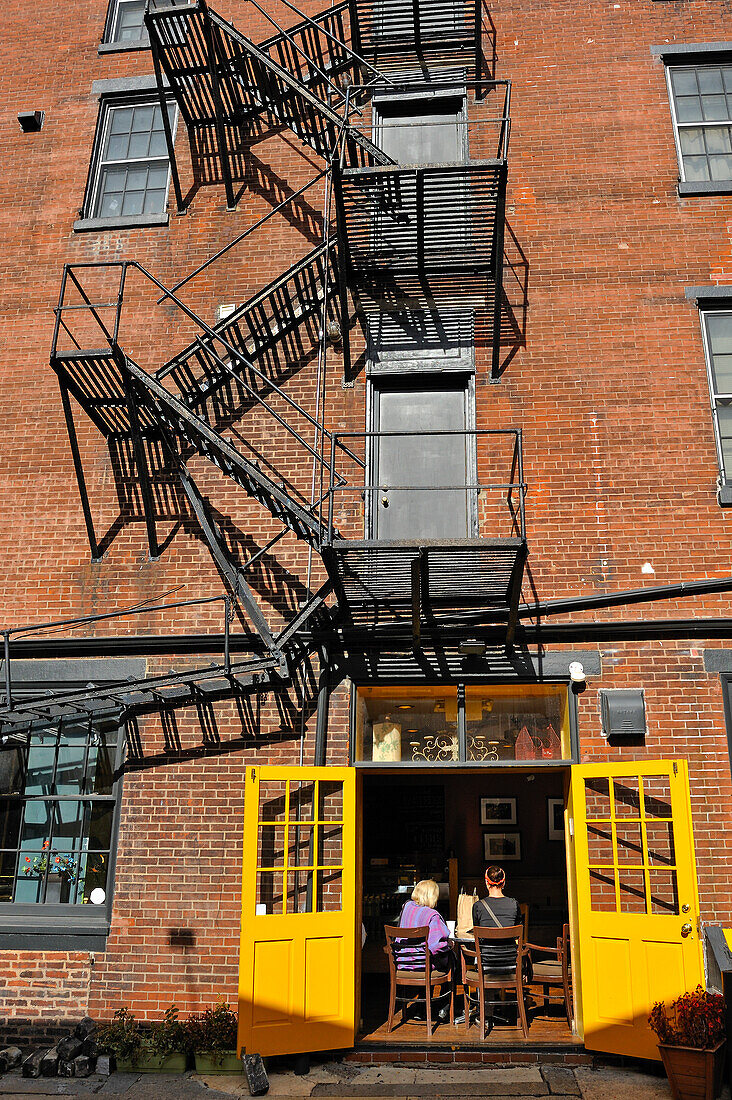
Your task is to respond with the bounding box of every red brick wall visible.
[0,0,732,1036]
[0,954,91,1045]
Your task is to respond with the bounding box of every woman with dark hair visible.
[471,865,522,968]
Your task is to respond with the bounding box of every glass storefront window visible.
[355,688,459,763]
[354,684,572,765]
[465,685,568,762]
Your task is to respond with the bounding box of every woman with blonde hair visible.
[396,878,451,973]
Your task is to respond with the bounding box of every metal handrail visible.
[344,77,512,163]
[326,428,527,546]
[52,259,362,476]
[156,167,329,303]
[2,594,235,710]
[253,0,392,84]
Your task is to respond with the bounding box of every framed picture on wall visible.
[547,798,564,841]
[480,797,517,826]
[483,832,521,861]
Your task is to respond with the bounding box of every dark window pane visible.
[0,799,22,852]
[0,749,24,795]
[87,801,114,852]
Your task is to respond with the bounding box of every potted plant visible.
[184,1001,241,1074]
[649,985,726,1100]
[22,841,78,903]
[99,1006,187,1073]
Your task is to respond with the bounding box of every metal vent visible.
[600,689,647,742]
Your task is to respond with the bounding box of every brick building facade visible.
[0,0,731,1061]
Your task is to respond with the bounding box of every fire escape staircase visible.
[1,1,526,729]
[146,0,394,211]
[50,245,340,671]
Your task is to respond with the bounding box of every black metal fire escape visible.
[1,0,524,731]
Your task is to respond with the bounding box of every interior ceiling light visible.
[396,704,413,710]
[434,700,445,712]
[458,639,487,656]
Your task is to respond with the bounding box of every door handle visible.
[681,922,693,938]
[381,495,389,507]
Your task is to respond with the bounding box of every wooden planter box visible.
[116,1052,187,1074]
[658,1040,726,1100]
[194,1051,242,1074]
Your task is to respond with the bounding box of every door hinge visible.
[251,767,256,782]
[673,761,678,776]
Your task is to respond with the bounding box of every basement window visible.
[666,61,732,194]
[0,708,123,948]
[77,97,177,230]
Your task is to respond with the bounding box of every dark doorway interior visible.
[359,770,574,1046]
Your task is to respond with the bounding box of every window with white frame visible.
[667,64,732,184]
[87,99,176,220]
[701,308,732,482]
[104,0,148,45]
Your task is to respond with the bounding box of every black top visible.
[471,895,521,969]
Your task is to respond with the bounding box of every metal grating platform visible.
[323,539,527,645]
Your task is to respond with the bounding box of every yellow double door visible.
[238,760,704,1061]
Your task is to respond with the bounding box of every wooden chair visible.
[526,923,572,1026]
[384,924,453,1036]
[460,924,530,1039]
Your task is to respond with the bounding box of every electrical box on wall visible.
[600,689,647,745]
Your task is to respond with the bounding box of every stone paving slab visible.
[541,1066,581,1096]
[311,1083,548,1096]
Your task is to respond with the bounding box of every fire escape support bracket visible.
[200,1,237,210]
[331,161,354,379]
[119,358,161,561]
[490,161,508,382]
[170,451,281,658]
[57,376,102,562]
[148,17,186,215]
[410,555,421,651]
[505,541,527,652]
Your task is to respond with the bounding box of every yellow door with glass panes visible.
[569,760,704,1060]
[238,767,356,1058]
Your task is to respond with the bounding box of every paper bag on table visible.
[456,888,477,940]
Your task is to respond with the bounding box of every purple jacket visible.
[394,900,450,969]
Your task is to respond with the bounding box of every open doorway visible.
[359,770,575,1045]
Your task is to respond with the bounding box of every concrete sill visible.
[679,180,732,197]
[74,213,169,232]
[718,485,732,507]
[98,40,150,54]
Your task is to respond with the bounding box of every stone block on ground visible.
[74,1016,96,1040]
[21,1049,45,1078]
[74,1053,95,1077]
[0,1045,23,1071]
[58,1058,76,1076]
[39,1046,59,1076]
[244,1052,269,1096]
[57,1034,84,1061]
[541,1066,581,1096]
[95,1054,113,1075]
